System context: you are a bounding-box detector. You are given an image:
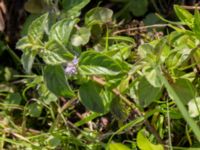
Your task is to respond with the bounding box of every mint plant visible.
[14,1,200,149]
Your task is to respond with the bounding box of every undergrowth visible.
[0,0,200,149]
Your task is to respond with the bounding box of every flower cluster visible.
[64,57,78,75]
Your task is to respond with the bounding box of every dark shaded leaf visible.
[79,80,111,113]
[138,77,162,107]
[43,65,74,97]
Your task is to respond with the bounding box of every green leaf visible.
[79,51,123,75]
[138,43,154,59]
[170,79,196,104]
[62,0,90,18]
[108,142,130,150]
[26,102,43,117]
[174,5,194,28]
[21,50,36,73]
[24,0,46,14]
[38,83,58,105]
[21,14,41,36]
[137,130,164,150]
[49,18,79,44]
[16,36,43,52]
[129,0,148,17]
[5,93,22,105]
[143,66,163,87]
[143,13,161,25]
[71,27,91,46]
[188,97,200,118]
[138,77,162,107]
[16,36,33,50]
[110,98,128,121]
[85,7,113,26]
[43,65,74,97]
[28,13,48,39]
[40,40,73,65]
[160,74,200,141]
[166,45,193,70]
[193,9,200,39]
[79,80,111,113]
[79,66,120,76]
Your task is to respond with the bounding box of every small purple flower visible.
[72,56,78,65]
[65,57,79,75]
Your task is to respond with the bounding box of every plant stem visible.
[113,24,168,35]
[91,76,165,145]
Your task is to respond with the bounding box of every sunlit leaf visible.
[71,27,91,46]
[85,7,113,26]
[62,0,90,17]
[41,40,73,65]
[21,50,36,73]
[49,18,79,44]
[137,130,164,150]
[108,142,130,150]
[174,5,194,28]
[188,97,200,118]
[28,13,48,39]
[79,51,124,76]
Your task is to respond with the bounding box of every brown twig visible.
[113,24,168,35]
[91,76,165,145]
[181,5,200,10]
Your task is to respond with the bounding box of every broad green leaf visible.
[138,43,154,59]
[108,143,130,150]
[21,50,36,73]
[43,65,74,97]
[138,77,162,107]
[49,18,79,44]
[26,102,43,117]
[21,14,41,36]
[79,66,120,75]
[143,66,163,87]
[5,93,22,105]
[71,27,91,46]
[38,83,58,105]
[110,98,128,121]
[160,74,200,141]
[188,97,200,118]
[62,0,90,17]
[40,40,73,65]
[28,13,48,39]
[79,80,111,113]
[129,0,148,17]
[16,36,43,52]
[166,45,193,69]
[85,7,113,26]
[143,13,161,25]
[16,36,33,51]
[137,130,164,150]
[170,79,196,104]
[105,42,133,60]
[174,5,194,28]
[79,51,123,75]
[193,9,200,39]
